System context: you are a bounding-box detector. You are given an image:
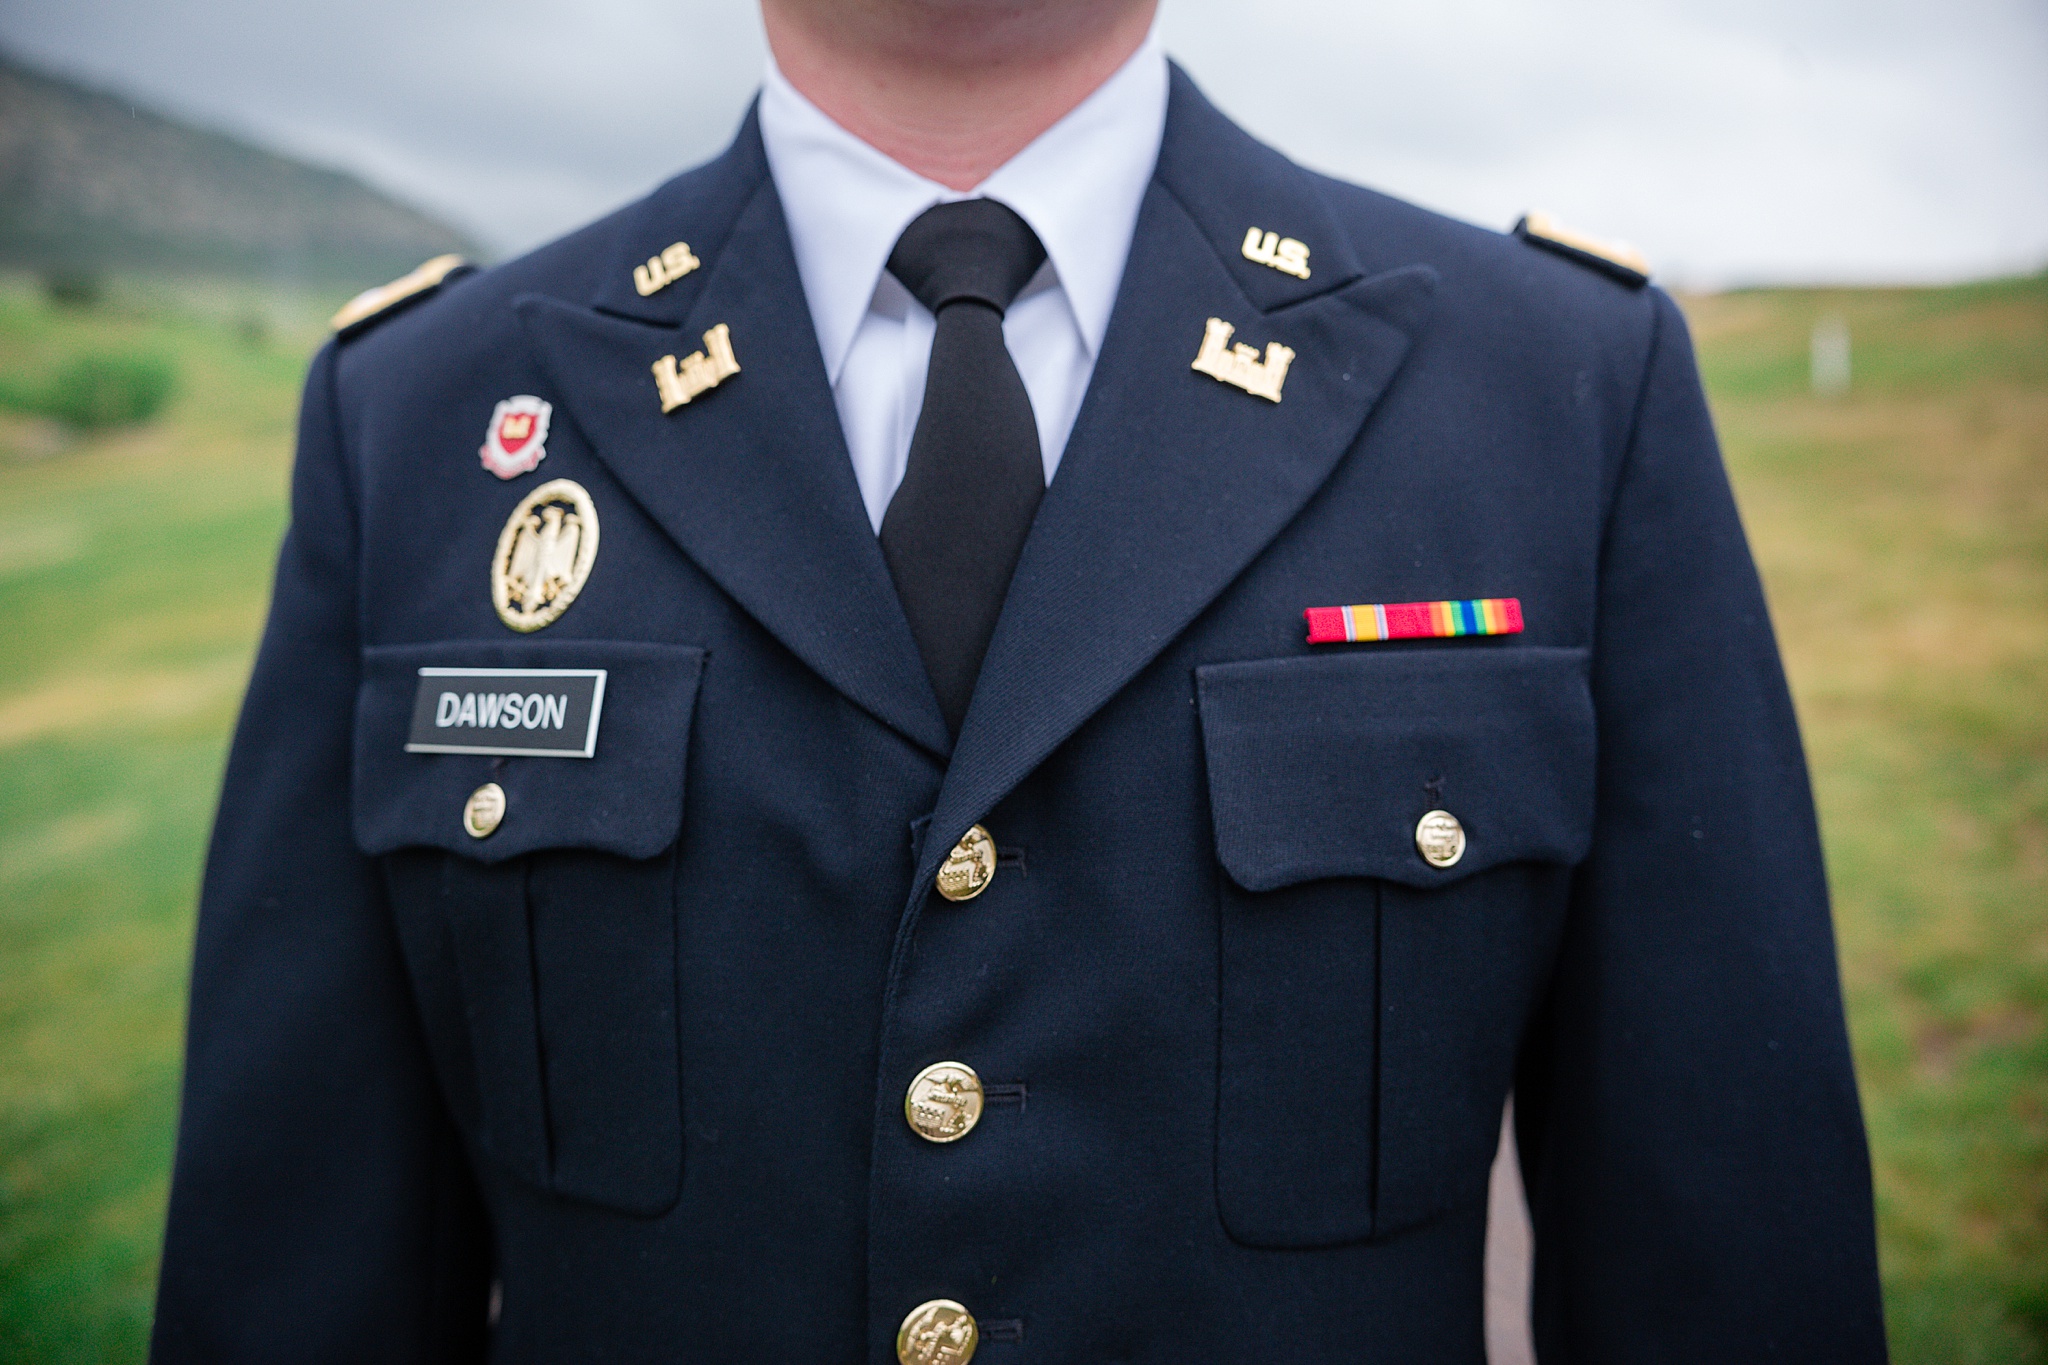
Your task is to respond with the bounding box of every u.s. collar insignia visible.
[479,395,552,479]
[1191,317,1294,403]
[492,478,599,632]
[652,323,740,412]
[1241,227,1310,279]
[634,241,701,297]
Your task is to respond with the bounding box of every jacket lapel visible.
[920,69,1439,883]
[516,123,951,759]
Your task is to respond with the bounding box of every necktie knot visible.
[888,199,1047,317]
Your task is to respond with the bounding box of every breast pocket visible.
[1196,646,1593,1247]
[353,638,706,1217]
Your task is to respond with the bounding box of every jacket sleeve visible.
[1515,290,1888,1360]
[150,343,491,1363]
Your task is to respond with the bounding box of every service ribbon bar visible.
[1304,597,1523,644]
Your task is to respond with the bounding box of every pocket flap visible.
[1196,647,1593,891]
[354,640,706,862]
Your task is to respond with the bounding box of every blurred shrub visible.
[32,355,178,429]
[43,270,105,309]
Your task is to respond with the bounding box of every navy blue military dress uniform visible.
[151,66,1887,1363]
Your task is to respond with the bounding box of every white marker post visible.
[1811,316,1851,397]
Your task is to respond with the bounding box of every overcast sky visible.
[4,0,2044,287]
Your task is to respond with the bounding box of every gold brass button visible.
[463,783,506,839]
[935,823,996,902]
[897,1299,978,1365]
[1415,809,1466,868]
[905,1061,984,1143]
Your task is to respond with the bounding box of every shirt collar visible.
[759,33,1168,385]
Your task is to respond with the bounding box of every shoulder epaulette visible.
[330,254,475,338]
[1513,211,1650,289]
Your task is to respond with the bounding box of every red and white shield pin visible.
[479,395,552,479]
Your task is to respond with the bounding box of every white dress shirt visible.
[758,36,1169,532]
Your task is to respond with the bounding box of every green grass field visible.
[0,270,2042,1362]
[1692,276,2048,1362]
[0,277,323,1362]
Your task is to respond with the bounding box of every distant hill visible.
[0,50,481,285]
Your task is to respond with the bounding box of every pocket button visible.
[1415,809,1466,867]
[463,782,506,839]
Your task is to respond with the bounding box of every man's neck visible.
[760,1,1157,191]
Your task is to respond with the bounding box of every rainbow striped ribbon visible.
[1304,597,1523,644]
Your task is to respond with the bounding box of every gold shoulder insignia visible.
[330,254,472,337]
[1514,211,1650,288]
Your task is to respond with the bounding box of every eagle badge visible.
[479,395,552,479]
[492,479,599,632]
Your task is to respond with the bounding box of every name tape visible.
[405,667,606,758]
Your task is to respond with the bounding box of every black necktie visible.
[880,199,1049,735]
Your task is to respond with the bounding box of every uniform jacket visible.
[152,67,1887,1363]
